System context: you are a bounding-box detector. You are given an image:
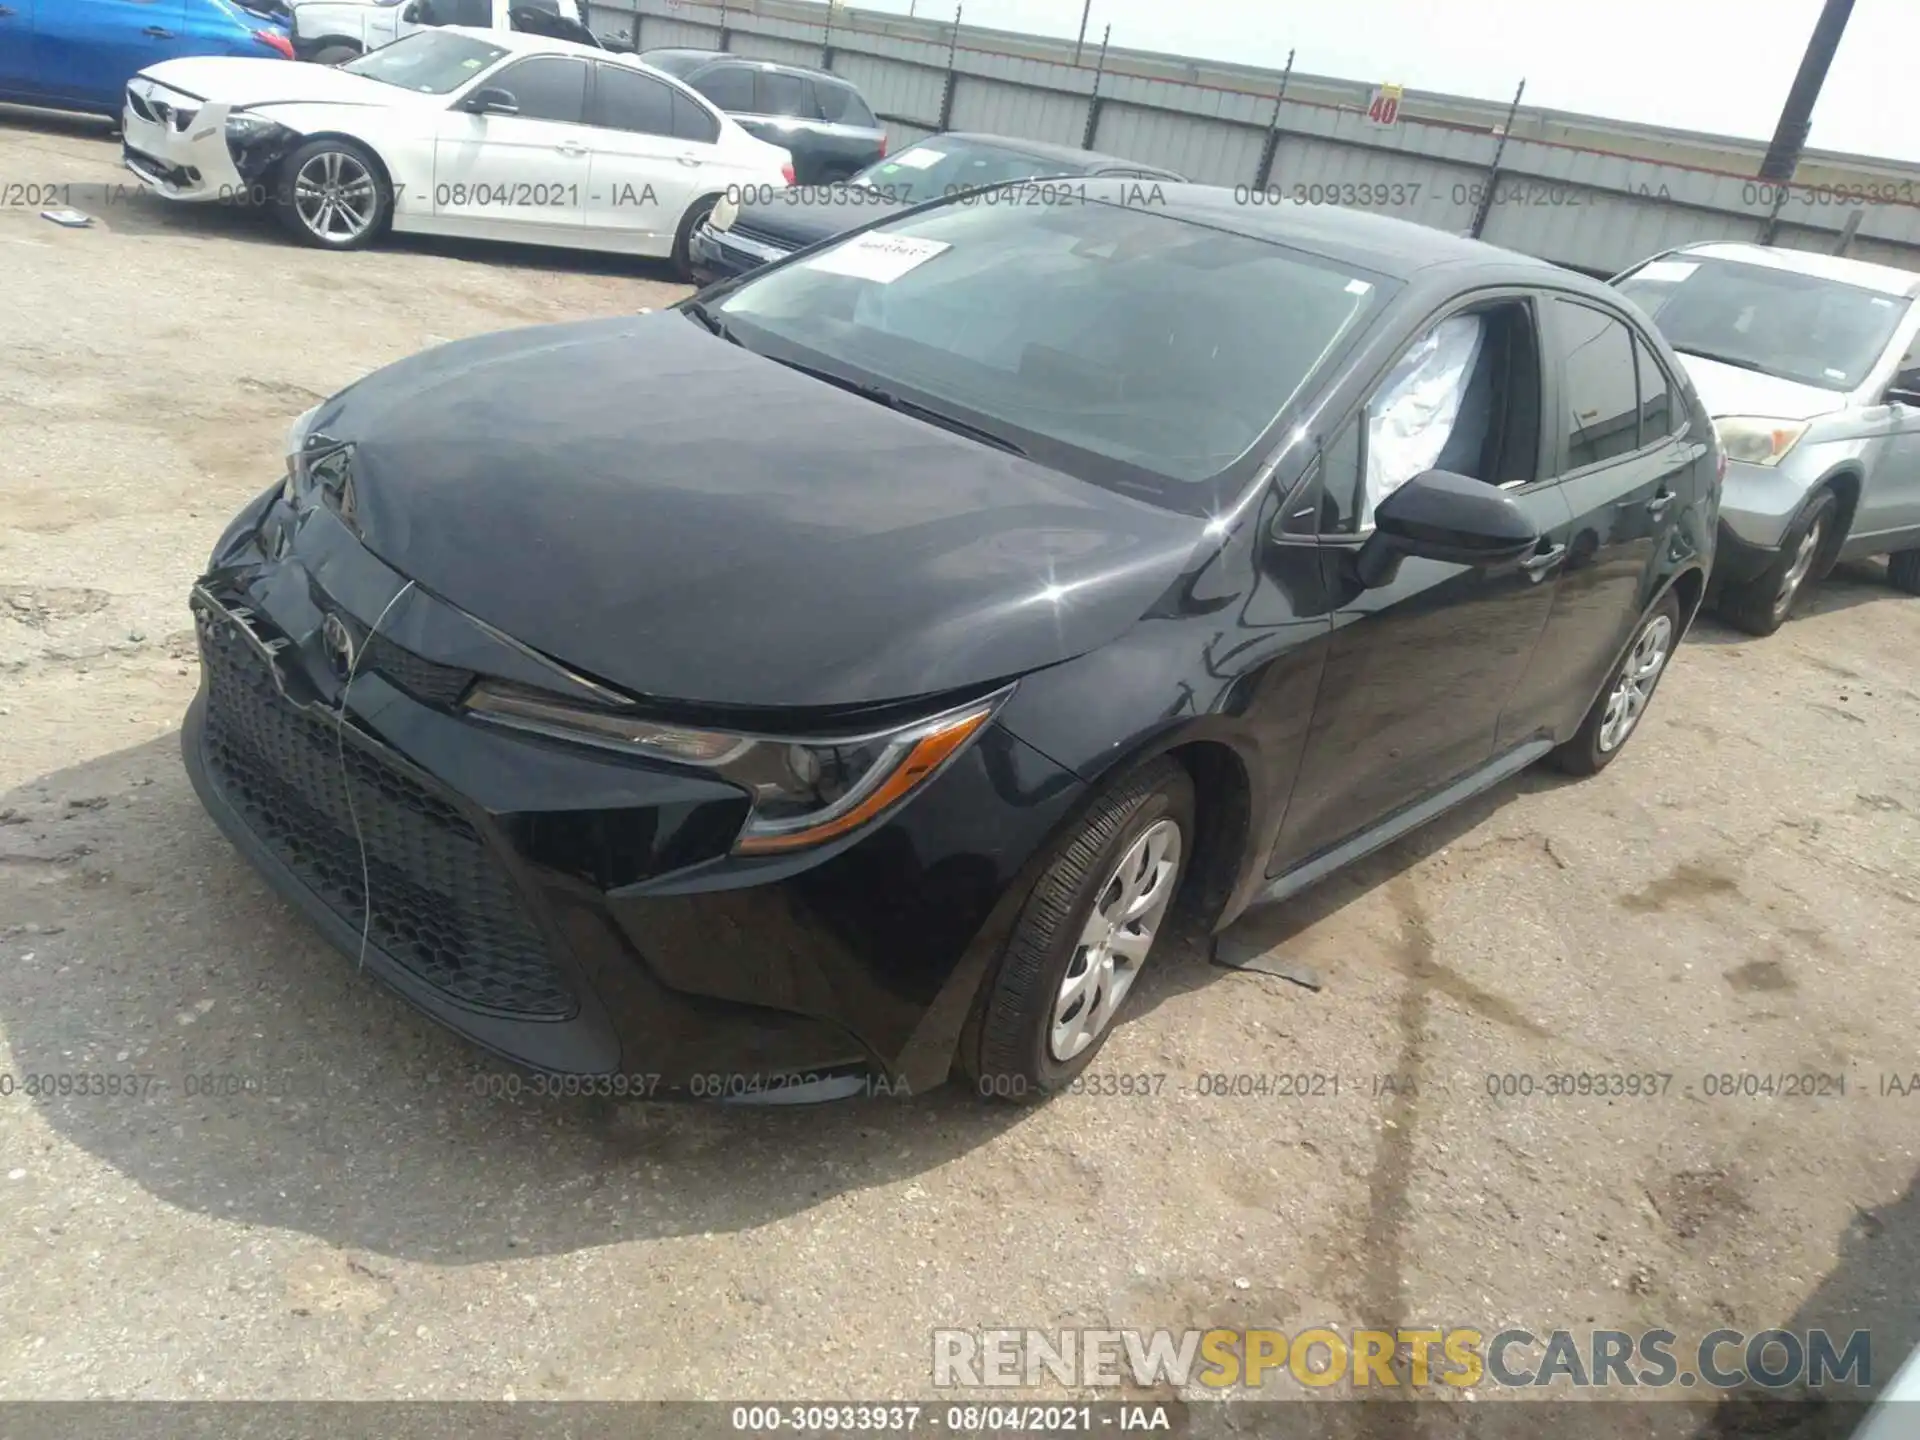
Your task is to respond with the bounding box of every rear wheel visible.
[271,138,391,251]
[1715,489,1836,636]
[961,759,1192,1103]
[670,193,720,282]
[1889,549,1920,595]
[1549,590,1682,778]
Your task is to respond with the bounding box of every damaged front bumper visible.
[181,482,1086,1099]
[122,76,297,202]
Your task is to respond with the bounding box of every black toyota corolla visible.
[184,184,1720,1103]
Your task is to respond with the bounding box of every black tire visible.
[670,193,720,282]
[1889,550,1920,595]
[1549,589,1684,778]
[309,45,362,65]
[270,137,392,251]
[1715,489,1838,636]
[960,759,1194,1103]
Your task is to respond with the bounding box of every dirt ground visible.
[3,113,1919,1419]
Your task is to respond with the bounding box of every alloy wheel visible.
[1773,518,1824,620]
[294,150,378,243]
[1597,613,1674,753]
[1049,818,1182,1062]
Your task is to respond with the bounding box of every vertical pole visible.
[935,4,961,132]
[1073,0,1092,65]
[822,0,834,69]
[1469,78,1526,240]
[1251,47,1294,192]
[1760,0,1855,181]
[718,0,728,51]
[1832,206,1864,255]
[1079,22,1109,149]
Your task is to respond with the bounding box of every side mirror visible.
[1351,469,1539,588]
[463,87,519,116]
[402,0,426,21]
[1886,364,1920,408]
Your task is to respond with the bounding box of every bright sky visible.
[869,0,1912,164]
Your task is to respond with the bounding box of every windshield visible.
[712,194,1389,507]
[1617,254,1909,391]
[849,139,1095,204]
[342,31,508,93]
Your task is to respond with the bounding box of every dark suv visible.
[639,49,885,183]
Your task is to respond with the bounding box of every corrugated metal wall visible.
[587,0,1920,277]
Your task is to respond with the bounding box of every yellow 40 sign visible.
[1366,84,1404,125]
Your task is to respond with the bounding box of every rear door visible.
[32,0,186,111]
[810,74,885,178]
[1850,318,1920,549]
[1497,296,1697,748]
[583,59,714,251]
[433,52,590,240]
[1269,294,1575,876]
[748,66,827,180]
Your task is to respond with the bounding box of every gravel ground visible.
[2,114,1919,1423]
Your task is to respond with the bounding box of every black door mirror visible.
[402,0,428,22]
[1351,469,1539,588]
[1886,364,1920,407]
[463,87,519,116]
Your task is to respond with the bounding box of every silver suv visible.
[1614,242,1920,634]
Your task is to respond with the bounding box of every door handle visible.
[676,155,702,167]
[1519,543,1566,580]
[555,143,588,157]
[143,25,173,36]
[1646,491,1676,519]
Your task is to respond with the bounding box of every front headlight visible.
[463,681,1010,855]
[708,195,739,233]
[1713,416,1810,467]
[280,403,321,502]
[226,111,281,143]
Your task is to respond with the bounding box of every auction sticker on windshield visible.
[805,233,952,283]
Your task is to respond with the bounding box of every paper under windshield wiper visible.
[765,357,1027,456]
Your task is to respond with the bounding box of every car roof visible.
[638,47,838,80]
[1038,180,1570,287]
[1671,241,1920,298]
[444,28,707,84]
[921,132,1182,178]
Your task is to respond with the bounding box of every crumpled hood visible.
[315,312,1207,710]
[1674,353,1850,423]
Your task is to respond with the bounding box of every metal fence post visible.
[1080,23,1110,150]
[1469,78,1526,240]
[822,0,834,69]
[935,4,962,132]
[1832,207,1864,255]
[717,0,729,51]
[1251,47,1294,191]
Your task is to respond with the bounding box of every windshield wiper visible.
[1672,347,1773,376]
[680,298,739,345]
[764,356,1027,455]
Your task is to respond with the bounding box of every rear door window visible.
[1633,334,1677,444]
[816,80,876,127]
[1553,299,1641,469]
[756,69,815,118]
[691,64,754,111]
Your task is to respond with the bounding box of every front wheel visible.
[271,137,392,251]
[1549,590,1682,777]
[961,759,1193,1103]
[1716,489,1837,636]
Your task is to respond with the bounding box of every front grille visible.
[363,633,475,709]
[124,144,193,188]
[125,87,156,123]
[198,616,577,1019]
[727,223,794,252]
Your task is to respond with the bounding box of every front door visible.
[1270,296,1574,877]
[1850,325,1920,550]
[34,0,184,111]
[434,54,590,241]
[1499,299,1695,747]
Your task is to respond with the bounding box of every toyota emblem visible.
[322,613,357,682]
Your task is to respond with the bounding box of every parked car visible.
[1613,241,1920,633]
[121,28,793,269]
[689,131,1185,282]
[182,186,1715,1102]
[0,0,292,120]
[286,0,603,65]
[638,48,884,183]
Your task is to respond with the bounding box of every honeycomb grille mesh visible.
[198,622,577,1019]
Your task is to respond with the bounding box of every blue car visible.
[0,0,292,119]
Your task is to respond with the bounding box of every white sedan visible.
[121,28,795,271]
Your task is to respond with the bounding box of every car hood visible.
[730,188,910,249]
[136,55,415,107]
[1673,352,1851,422]
[316,312,1207,710]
